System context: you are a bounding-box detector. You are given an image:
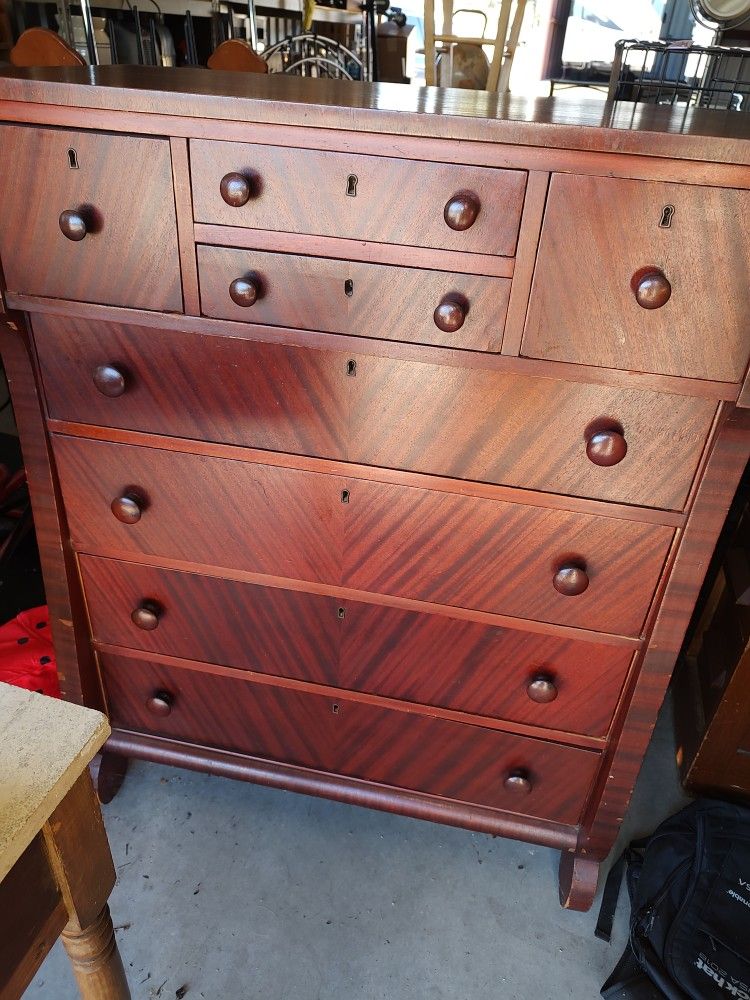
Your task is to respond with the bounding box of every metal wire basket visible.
[608,38,750,112]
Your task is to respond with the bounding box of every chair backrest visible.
[207,39,268,73]
[10,27,86,67]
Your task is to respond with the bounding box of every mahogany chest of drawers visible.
[1,67,749,911]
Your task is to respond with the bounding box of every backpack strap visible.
[595,842,649,942]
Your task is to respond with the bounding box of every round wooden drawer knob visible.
[634,270,671,309]
[504,769,533,795]
[434,298,466,333]
[444,192,480,231]
[131,602,161,631]
[92,364,126,398]
[553,564,589,597]
[229,276,259,308]
[147,690,173,717]
[586,429,627,467]
[527,674,558,704]
[220,172,252,208]
[59,209,87,242]
[111,494,143,524]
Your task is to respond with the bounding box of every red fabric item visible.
[0,605,59,697]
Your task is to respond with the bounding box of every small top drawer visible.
[0,125,182,312]
[190,139,527,256]
[523,173,750,382]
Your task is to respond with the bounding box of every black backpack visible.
[600,799,750,1000]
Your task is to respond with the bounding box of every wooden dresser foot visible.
[558,851,600,911]
[61,904,131,999]
[90,752,129,805]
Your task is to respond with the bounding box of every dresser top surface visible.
[1,65,749,164]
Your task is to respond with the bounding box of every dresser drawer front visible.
[523,174,750,381]
[0,125,182,312]
[80,555,631,736]
[190,139,526,256]
[55,436,673,634]
[36,315,714,510]
[197,245,510,351]
[101,652,599,823]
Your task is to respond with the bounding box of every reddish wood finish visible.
[2,68,749,910]
[207,39,268,73]
[53,434,673,634]
[0,125,181,313]
[79,554,632,736]
[33,314,715,510]
[190,139,527,256]
[14,293,739,403]
[197,245,511,351]
[100,650,600,824]
[0,318,99,705]
[523,174,750,382]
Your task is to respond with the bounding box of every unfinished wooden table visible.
[0,683,131,999]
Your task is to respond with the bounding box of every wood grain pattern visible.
[197,245,511,351]
[14,294,740,402]
[577,405,750,861]
[0,318,99,705]
[106,727,579,847]
[192,224,515,278]
[33,314,715,510]
[0,125,181,313]
[190,138,526,256]
[523,174,750,382]
[169,137,200,315]
[79,555,632,736]
[52,435,673,634]
[2,68,750,168]
[100,650,600,824]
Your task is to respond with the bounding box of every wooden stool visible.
[10,27,85,67]
[0,683,130,999]
[207,38,268,73]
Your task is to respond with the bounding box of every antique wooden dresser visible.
[1,67,749,911]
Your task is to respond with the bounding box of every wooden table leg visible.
[61,904,130,999]
[43,771,131,999]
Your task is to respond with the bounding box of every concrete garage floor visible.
[28,699,688,1000]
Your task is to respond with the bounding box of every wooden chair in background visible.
[207,38,268,73]
[423,0,526,91]
[10,26,86,67]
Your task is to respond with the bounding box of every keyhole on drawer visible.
[346,174,358,197]
[346,359,357,377]
[659,205,675,228]
[332,702,341,715]
[68,148,79,169]
[344,279,354,298]
[341,489,350,503]
[337,607,346,619]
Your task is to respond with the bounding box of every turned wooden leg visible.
[559,850,600,911]
[43,771,131,998]
[62,905,130,999]
[90,751,129,804]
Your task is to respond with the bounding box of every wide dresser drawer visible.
[35,315,715,509]
[54,435,673,634]
[81,555,632,736]
[196,244,511,350]
[189,139,526,256]
[100,650,600,824]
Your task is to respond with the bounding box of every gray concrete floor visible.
[27,698,688,1000]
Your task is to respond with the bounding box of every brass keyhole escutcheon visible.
[346,174,358,197]
[68,148,79,169]
[344,278,354,297]
[659,205,675,228]
[346,360,357,377]
[341,489,350,503]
